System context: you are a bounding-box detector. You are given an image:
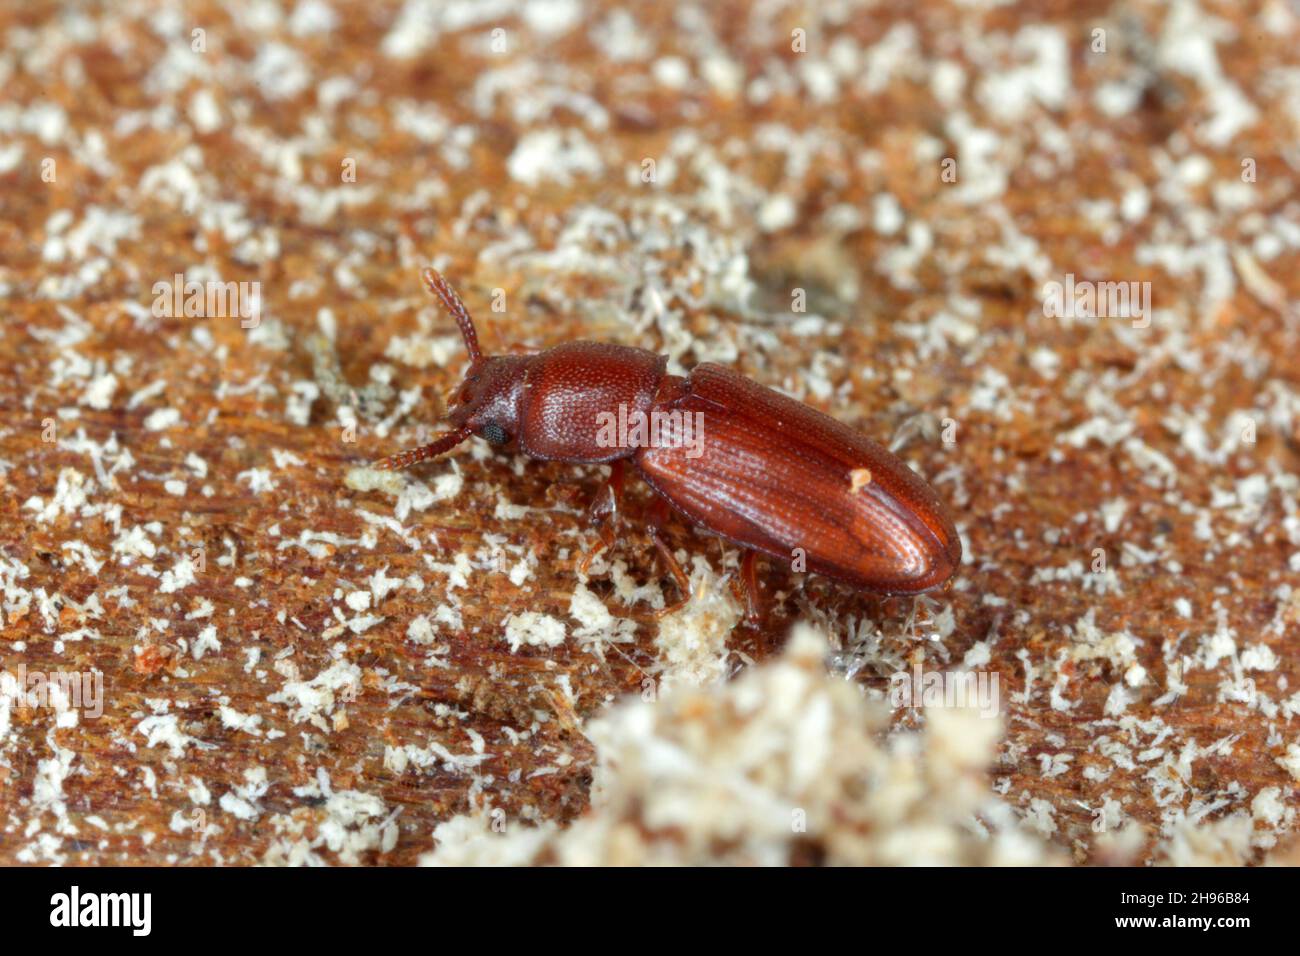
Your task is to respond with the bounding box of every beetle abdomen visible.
[520,342,666,462]
[636,363,961,594]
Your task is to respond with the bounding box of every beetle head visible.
[445,353,530,450]
[372,269,531,471]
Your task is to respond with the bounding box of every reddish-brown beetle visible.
[375,269,961,617]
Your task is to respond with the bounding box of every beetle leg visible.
[646,532,691,618]
[579,460,625,575]
[580,478,691,619]
[646,496,691,616]
[729,550,763,624]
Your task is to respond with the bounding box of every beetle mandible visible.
[374,268,962,618]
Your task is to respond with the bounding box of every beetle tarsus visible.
[729,550,764,625]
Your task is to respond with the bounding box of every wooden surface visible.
[1,0,1298,865]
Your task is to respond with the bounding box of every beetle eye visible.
[480,421,509,445]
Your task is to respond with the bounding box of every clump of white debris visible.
[421,624,1063,866]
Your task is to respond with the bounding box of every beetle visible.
[374,268,962,619]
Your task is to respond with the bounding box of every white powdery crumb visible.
[653,556,740,692]
[422,814,561,867]
[523,0,582,35]
[272,449,305,470]
[189,88,221,133]
[1155,813,1256,866]
[380,0,438,58]
[569,582,614,632]
[385,723,490,770]
[220,768,270,821]
[1193,621,1238,671]
[568,581,635,653]
[192,624,221,660]
[1099,498,1128,534]
[653,55,690,88]
[1157,0,1260,147]
[43,206,140,263]
[159,554,198,594]
[136,714,198,759]
[406,614,437,645]
[1067,610,1141,679]
[219,705,263,736]
[1024,799,1058,838]
[347,465,463,520]
[290,0,340,35]
[507,129,604,187]
[31,742,75,817]
[113,525,157,558]
[977,25,1070,122]
[1240,644,1278,672]
[424,552,473,591]
[1105,683,1133,716]
[144,408,181,431]
[872,192,904,235]
[1278,740,1300,782]
[494,495,529,520]
[757,194,797,233]
[370,566,403,604]
[421,625,1057,866]
[269,660,362,732]
[384,333,463,368]
[962,641,992,669]
[1252,787,1285,828]
[316,790,394,860]
[286,381,320,426]
[344,465,406,496]
[503,611,566,652]
[24,467,93,525]
[0,143,23,175]
[237,468,276,494]
[81,372,118,410]
[261,782,397,865]
[250,43,311,101]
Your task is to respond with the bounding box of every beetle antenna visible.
[421,268,482,363]
[371,423,474,471]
